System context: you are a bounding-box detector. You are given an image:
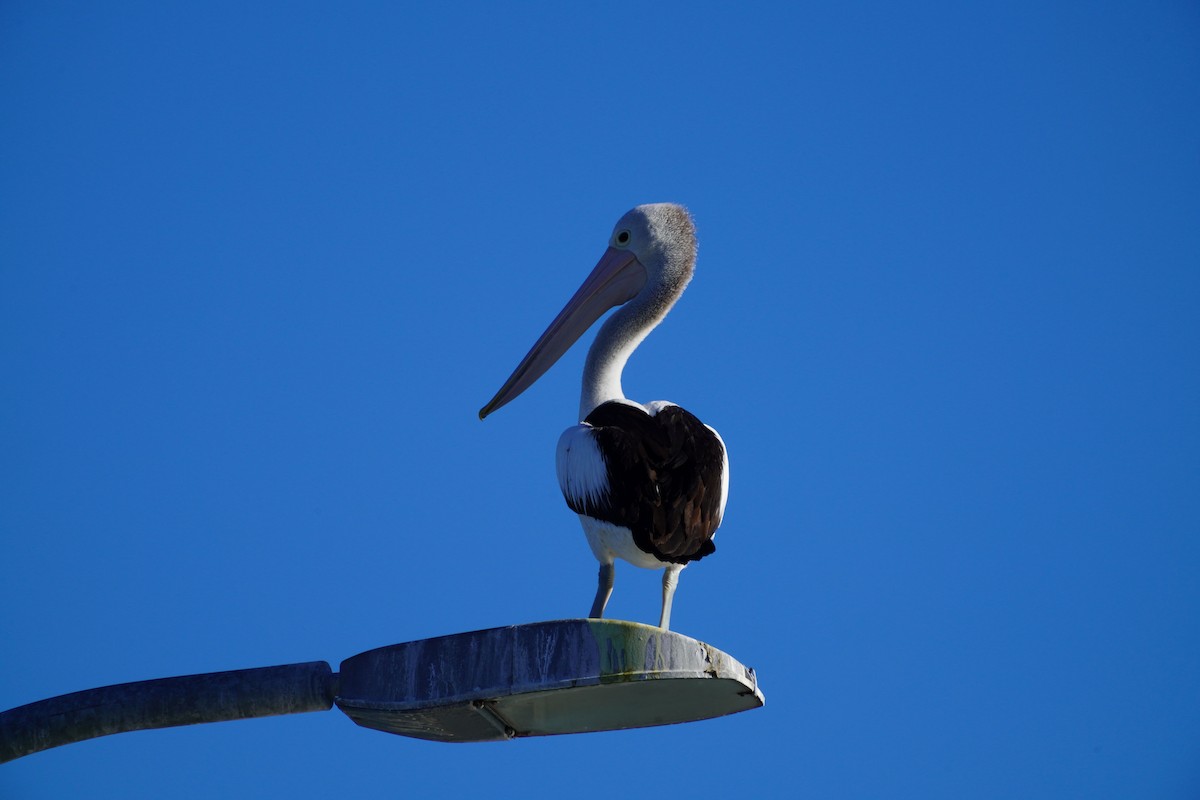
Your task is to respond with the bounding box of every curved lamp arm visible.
[0,661,335,763]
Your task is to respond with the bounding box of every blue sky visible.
[2,2,1198,797]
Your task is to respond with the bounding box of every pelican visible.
[479,203,728,631]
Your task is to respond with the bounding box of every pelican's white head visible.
[479,203,697,420]
[608,203,697,297]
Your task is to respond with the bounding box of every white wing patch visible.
[556,425,609,510]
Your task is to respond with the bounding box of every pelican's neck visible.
[577,204,697,421]
[579,294,666,420]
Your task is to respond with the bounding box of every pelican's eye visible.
[615,230,632,246]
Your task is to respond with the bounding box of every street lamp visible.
[1,619,763,762]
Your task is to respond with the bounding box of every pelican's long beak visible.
[479,247,646,419]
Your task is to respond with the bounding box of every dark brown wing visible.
[566,401,725,565]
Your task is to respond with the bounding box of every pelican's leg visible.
[659,565,684,630]
[590,562,614,619]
